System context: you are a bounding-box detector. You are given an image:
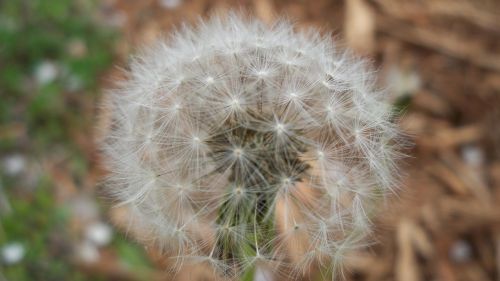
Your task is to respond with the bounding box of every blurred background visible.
[1,0,499,280]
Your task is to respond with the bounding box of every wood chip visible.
[376,16,500,71]
[419,125,484,149]
[254,0,275,25]
[344,0,376,55]
[395,218,420,281]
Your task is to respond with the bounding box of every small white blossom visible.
[1,242,25,265]
[3,154,25,176]
[449,239,472,263]
[85,222,113,247]
[34,60,58,85]
[461,145,484,167]
[76,241,100,264]
[101,13,403,279]
[159,0,182,9]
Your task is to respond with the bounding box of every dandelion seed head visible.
[101,13,403,279]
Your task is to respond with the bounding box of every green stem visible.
[241,264,255,281]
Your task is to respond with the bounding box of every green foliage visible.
[112,236,153,272]
[0,0,154,280]
[0,177,89,281]
[0,0,115,149]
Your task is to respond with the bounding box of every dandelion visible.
[100,13,403,280]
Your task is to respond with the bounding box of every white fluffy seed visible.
[101,13,402,279]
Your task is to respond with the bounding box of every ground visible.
[1,0,499,281]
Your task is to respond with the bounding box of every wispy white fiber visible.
[101,13,403,279]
